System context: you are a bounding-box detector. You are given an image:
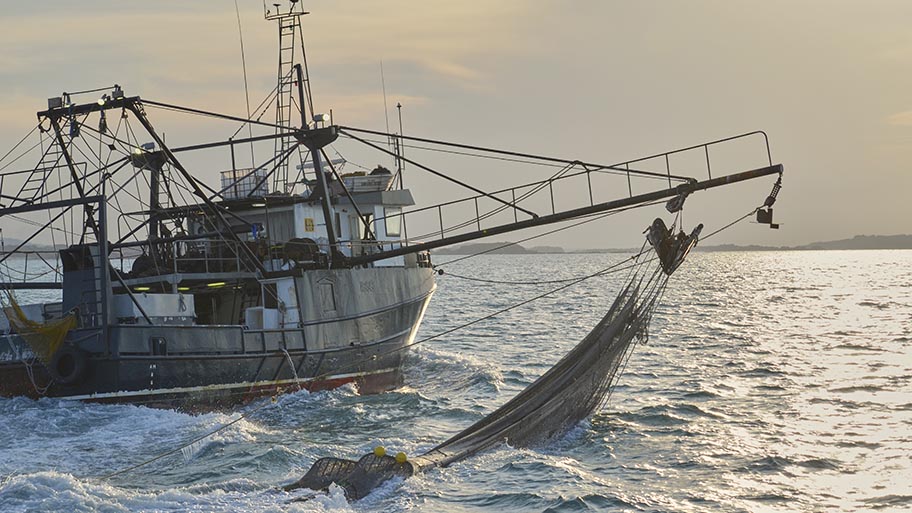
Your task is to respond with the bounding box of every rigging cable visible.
[345,133,674,183]
[0,126,43,174]
[435,198,668,267]
[339,126,693,183]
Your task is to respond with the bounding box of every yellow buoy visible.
[373,446,386,457]
[395,452,408,464]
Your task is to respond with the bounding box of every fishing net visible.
[286,453,416,500]
[413,269,665,470]
[288,217,695,500]
[1,293,77,364]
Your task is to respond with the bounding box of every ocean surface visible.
[1,250,910,512]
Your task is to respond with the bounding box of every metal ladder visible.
[273,17,299,193]
[17,135,64,203]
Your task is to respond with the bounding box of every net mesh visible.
[290,247,670,500]
[2,293,77,364]
[413,263,666,470]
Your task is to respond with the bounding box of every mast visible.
[265,1,337,262]
[296,63,338,264]
[264,0,313,194]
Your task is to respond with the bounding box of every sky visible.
[0,1,910,249]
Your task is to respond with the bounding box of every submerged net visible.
[286,453,416,500]
[1,293,77,363]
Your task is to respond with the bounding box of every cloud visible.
[887,110,912,126]
[0,2,533,125]
[314,93,430,125]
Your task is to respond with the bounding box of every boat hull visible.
[0,267,436,410]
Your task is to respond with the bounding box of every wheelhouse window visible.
[384,207,402,237]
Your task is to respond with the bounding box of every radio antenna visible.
[234,0,255,168]
[380,60,393,151]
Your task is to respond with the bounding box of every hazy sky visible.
[0,1,909,249]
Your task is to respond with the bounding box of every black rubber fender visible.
[49,346,88,385]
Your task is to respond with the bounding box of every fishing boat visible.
[0,2,782,409]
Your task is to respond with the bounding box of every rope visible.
[439,256,655,286]
[438,202,763,288]
[99,398,276,480]
[346,134,676,184]
[700,207,759,241]
[435,198,667,268]
[0,125,41,171]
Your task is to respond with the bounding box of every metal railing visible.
[371,131,772,247]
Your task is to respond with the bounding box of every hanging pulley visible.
[756,175,782,229]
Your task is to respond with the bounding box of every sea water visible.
[0,251,910,512]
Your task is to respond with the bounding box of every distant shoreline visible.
[4,234,911,257]
[432,234,912,255]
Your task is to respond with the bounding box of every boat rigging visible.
[0,1,782,411]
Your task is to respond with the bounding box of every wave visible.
[828,385,884,393]
[862,494,912,510]
[0,472,353,513]
[745,455,842,474]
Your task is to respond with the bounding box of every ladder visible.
[267,2,315,195]
[273,16,299,193]
[17,135,64,203]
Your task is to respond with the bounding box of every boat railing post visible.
[438,205,444,239]
[626,163,632,197]
[665,154,672,189]
[402,214,409,252]
[704,145,712,180]
[512,189,518,222]
[474,197,481,231]
[586,168,594,206]
[549,181,555,214]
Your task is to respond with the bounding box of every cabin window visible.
[334,212,342,238]
[267,210,295,242]
[349,215,363,242]
[384,207,402,237]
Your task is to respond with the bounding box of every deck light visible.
[134,286,151,292]
[177,287,190,292]
[207,282,226,288]
[251,202,267,207]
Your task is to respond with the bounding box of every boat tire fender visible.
[50,346,88,385]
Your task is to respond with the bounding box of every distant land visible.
[433,234,912,255]
[3,234,911,256]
